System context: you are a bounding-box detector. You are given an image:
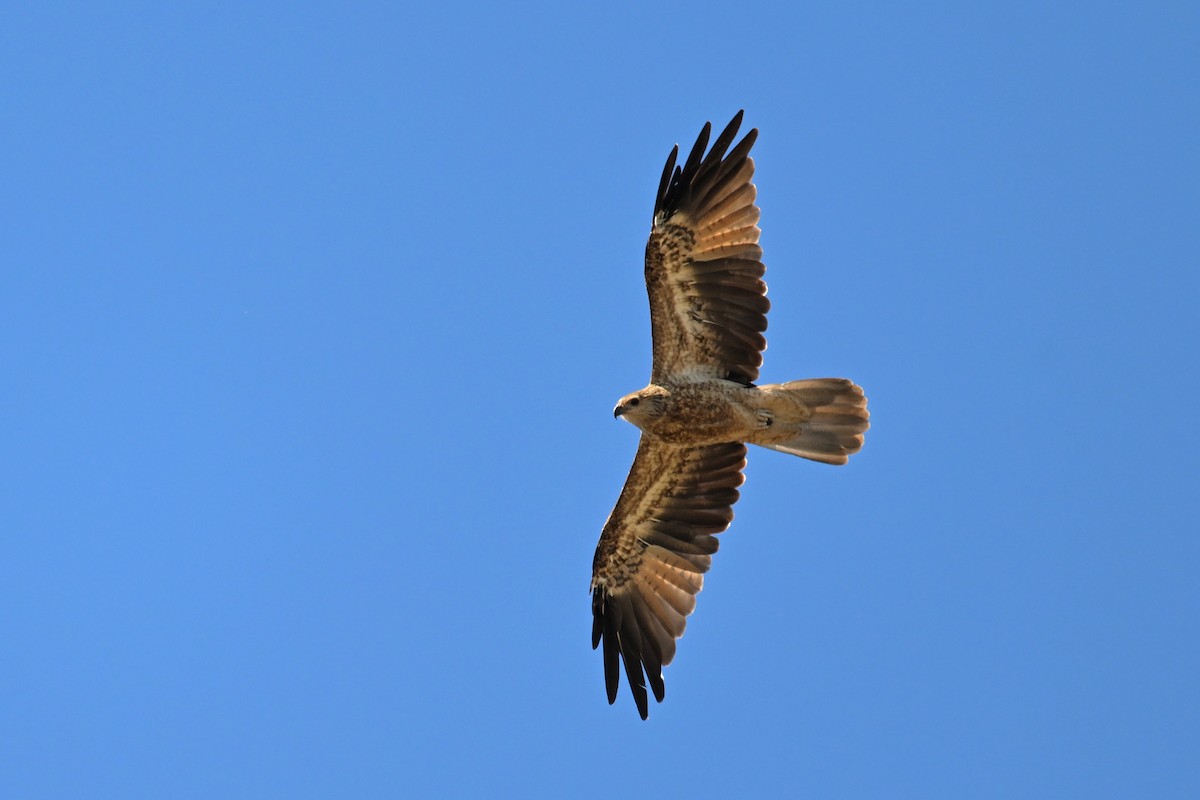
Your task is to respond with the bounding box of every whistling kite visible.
[590,112,869,719]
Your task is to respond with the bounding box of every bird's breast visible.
[644,382,759,445]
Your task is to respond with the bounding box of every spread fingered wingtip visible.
[653,111,756,223]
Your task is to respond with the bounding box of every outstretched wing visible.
[646,111,768,387]
[590,437,747,719]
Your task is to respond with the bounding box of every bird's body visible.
[615,376,867,459]
[615,378,757,446]
[590,112,869,719]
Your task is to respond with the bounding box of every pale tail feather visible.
[750,378,869,465]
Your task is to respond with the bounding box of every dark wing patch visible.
[646,111,768,386]
[590,437,747,719]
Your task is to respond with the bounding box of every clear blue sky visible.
[3,2,1197,797]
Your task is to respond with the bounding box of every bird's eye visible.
[628,398,640,407]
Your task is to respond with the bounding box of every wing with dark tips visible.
[590,437,747,718]
[646,111,768,387]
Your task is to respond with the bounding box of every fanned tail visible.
[750,378,869,465]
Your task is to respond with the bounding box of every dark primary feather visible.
[654,145,680,219]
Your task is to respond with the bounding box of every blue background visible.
[3,2,1197,797]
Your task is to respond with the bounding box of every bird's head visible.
[613,386,670,430]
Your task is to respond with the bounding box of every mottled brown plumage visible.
[591,112,870,719]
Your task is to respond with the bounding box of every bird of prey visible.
[590,111,869,719]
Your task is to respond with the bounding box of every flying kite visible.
[590,111,869,719]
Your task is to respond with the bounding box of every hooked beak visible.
[613,404,624,418]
